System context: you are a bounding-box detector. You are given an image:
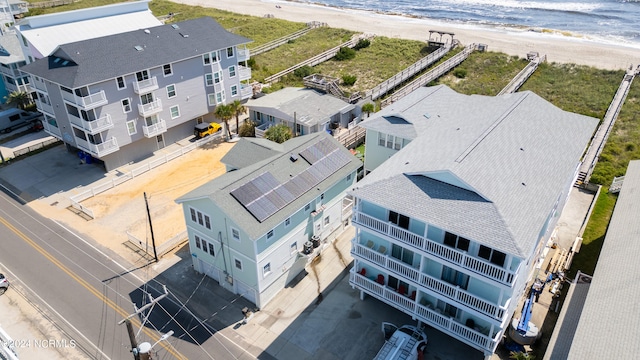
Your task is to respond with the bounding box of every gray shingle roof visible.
[0,33,24,65]
[352,85,598,257]
[566,160,640,359]
[20,17,251,88]
[220,137,283,170]
[177,132,362,239]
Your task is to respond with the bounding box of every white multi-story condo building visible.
[20,17,252,170]
[348,85,598,357]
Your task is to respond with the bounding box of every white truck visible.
[374,323,428,360]
[0,108,42,134]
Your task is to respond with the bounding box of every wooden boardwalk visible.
[250,21,326,56]
[576,65,639,185]
[498,53,545,95]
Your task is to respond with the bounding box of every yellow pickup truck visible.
[194,122,222,139]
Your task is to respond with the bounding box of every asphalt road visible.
[0,190,247,360]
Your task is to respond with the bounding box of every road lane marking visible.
[0,216,186,360]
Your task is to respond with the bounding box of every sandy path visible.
[175,0,640,70]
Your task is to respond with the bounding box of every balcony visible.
[238,65,252,81]
[62,90,108,110]
[240,84,253,100]
[35,100,55,117]
[352,211,517,287]
[69,114,114,135]
[138,99,163,117]
[142,119,167,138]
[351,241,508,321]
[237,47,250,62]
[342,196,354,221]
[33,81,48,92]
[0,66,17,77]
[133,77,159,94]
[75,137,119,157]
[349,270,501,354]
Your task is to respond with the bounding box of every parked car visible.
[194,122,222,139]
[0,273,9,295]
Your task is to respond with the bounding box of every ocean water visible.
[293,0,640,45]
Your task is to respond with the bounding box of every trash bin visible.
[311,235,320,248]
[303,241,313,254]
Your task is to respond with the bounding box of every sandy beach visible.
[175,0,639,70]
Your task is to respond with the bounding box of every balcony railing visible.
[240,84,253,99]
[69,114,114,135]
[33,81,47,92]
[238,65,252,81]
[342,197,354,220]
[349,270,501,354]
[0,66,17,77]
[75,137,119,157]
[237,48,250,62]
[352,241,508,321]
[138,99,162,117]
[62,90,108,110]
[353,211,516,286]
[133,77,159,94]
[142,119,167,138]
[35,100,55,117]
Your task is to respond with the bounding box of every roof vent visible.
[179,33,189,38]
[171,24,180,29]
[144,29,150,34]
[290,154,298,162]
[134,45,144,51]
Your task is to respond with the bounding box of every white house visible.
[176,132,362,307]
[348,85,598,356]
[20,17,253,170]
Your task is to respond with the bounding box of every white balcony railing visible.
[142,119,167,138]
[69,114,114,135]
[75,137,119,157]
[350,270,501,354]
[352,241,508,321]
[133,77,159,94]
[33,81,48,92]
[238,65,252,81]
[0,66,17,77]
[240,84,253,99]
[353,211,517,286]
[237,47,250,62]
[138,98,162,117]
[62,90,108,110]
[342,197,354,220]
[35,100,55,117]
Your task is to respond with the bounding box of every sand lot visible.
[28,141,235,263]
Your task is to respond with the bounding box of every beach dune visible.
[175,0,639,71]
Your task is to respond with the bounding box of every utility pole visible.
[144,192,158,262]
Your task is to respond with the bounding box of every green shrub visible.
[354,39,371,50]
[239,120,256,137]
[335,47,356,61]
[453,68,467,79]
[294,65,314,78]
[342,74,357,86]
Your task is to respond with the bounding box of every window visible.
[170,105,180,119]
[201,239,208,253]
[195,235,201,249]
[232,228,240,241]
[391,244,415,266]
[135,70,149,82]
[285,217,291,227]
[267,230,274,240]
[140,93,154,105]
[211,51,219,63]
[226,47,234,58]
[305,203,311,212]
[208,242,215,256]
[346,173,352,182]
[388,211,409,230]
[205,73,213,86]
[235,259,243,270]
[166,84,176,98]
[208,93,216,106]
[190,208,211,230]
[203,53,211,65]
[116,76,126,89]
[126,120,136,135]
[163,64,173,76]
[290,241,297,254]
[394,137,402,150]
[229,66,236,77]
[443,232,470,252]
[478,245,506,267]
[320,193,325,200]
[121,98,131,113]
[263,263,271,276]
[216,91,225,104]
[441,265,469,290]
[214,71,221,84]
[378,132,385,146]
[231,85,238,96]
[324,216,330,226]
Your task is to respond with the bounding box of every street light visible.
[137,330,174,360]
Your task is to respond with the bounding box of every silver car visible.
[0,273,8,295]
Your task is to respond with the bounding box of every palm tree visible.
[214,104,234,139]
[361,103,375,118]
[509,351,535,360]
[5,91,31,110]
[229,100,247,135]
[264,123,292,144]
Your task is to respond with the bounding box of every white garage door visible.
[198,259,220,283]
[236,279,257,305]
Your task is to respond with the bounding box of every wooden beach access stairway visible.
[249,21,327,56]
[498,52,546,95]
[263,33,374,84]
[576,65,639,186]
[380,43,477,108]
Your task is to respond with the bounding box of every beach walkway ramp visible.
[380,43,477,108]
[367,42,455,101]
[576,65,639,186]
[263,33,374,84]
[250,21,326,56]
[498,52,546,95]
